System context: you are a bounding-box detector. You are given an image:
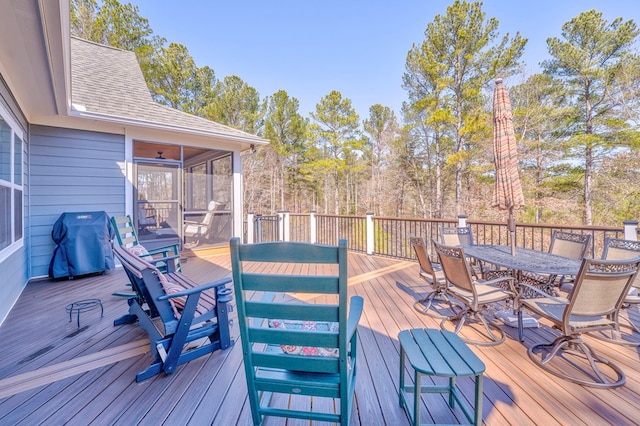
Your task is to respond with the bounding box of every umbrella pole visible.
[508,208,516,256]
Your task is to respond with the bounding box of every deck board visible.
[1,250,640,425]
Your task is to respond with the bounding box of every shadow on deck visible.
[1,250,639,425]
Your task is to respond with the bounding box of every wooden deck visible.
[1,249,640,425]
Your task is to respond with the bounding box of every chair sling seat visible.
[586,237,640,346]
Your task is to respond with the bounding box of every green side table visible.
[399,328,485,425]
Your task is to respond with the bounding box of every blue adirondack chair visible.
[112,243,233,382]
[230,237,364,426]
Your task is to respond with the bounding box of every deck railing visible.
[245,212,639,261]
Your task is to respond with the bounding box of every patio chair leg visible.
[441,310,506,347]
[528,336,626,388]
[413,290,454,319]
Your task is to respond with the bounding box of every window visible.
[0,105,24,257]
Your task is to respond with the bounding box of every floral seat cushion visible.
[126,244,154,262]
[267,319,339,357]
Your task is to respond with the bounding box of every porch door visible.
[135,161,181,248]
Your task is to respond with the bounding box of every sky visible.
[129,0,640,119]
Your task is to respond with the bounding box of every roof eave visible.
[68,109,269,148]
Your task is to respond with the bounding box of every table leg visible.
[474,374,483,426]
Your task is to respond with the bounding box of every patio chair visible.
[137,205,157,233]
[549,230,592,259]
[110,215,181,273]
[439,225,490,280]
[112,243,233,382]
[183,200,227,245]
[409,235,452,318]
[516,256,640,388]
[523,230,592,293]
[439,225,474,246]
[588,237,640,344]
[230,237,364,426]
[433,240,517,346]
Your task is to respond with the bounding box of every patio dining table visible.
[461,244,582,279]
[461,244,584,301]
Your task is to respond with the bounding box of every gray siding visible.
[29,126,125,277]
[0,75,29,324]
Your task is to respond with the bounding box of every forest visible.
[71,0,640,226]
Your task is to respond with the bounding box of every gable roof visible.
[70,37,266,145]
[0,1,266,148]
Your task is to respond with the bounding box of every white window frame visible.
[0,102,24,262]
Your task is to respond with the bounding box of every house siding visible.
[0,75,29,324]
[29,125,125,278]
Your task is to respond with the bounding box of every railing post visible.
[283,211,290,241]
[246,212,254,244]
[310,211,317,244]
[277,211,285,241]
[366,212,374,255]
[255,214,263,243]
[624,220,638,241]
[458,214,468,227]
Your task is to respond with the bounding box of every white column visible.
[246,212,254,244]
[624,220,638,241]
[283,211,290,241]
[366,212,374,255]
[232,150,244,239]
[310,211,317,244]
[458,214,468,227]
[277,211,285,241]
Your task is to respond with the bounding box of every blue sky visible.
[130,0,640,119]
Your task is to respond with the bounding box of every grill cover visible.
[49,211,115,279]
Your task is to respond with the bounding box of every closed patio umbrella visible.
[491,78,524,255]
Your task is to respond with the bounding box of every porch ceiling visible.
[0,0,68,122]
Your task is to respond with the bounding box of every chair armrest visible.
[478,276,518,295]
[157,277,232,301]
[147,244,180,256]
[147,254,181,266]
[515,282,569,306]
[347,296,364,340]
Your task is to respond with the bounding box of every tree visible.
[308,91,365,214]
[262,91,308,211]
[204,75,264,134]
[403,0,526,215]
[145,42,216,113]
[402,43,450,217]
[362,105,398,215]
[544,9,639,225]
[510,73,573,223]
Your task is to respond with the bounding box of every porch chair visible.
[588,237,640,345]
[110,215,181,273]
[230,237,364,426]
[523,230,592,293]
[112,243,233,382]
[549,230,592,259]
[409,235,452,318]
[433,240,517,346]
[439,226,484,279]
[439,225,474,246]
[183,200,226,245]
[137,205,157,233]
[516,256,640,388]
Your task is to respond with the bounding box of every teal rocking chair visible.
[230,237,364,426]
[110,215,181,273]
